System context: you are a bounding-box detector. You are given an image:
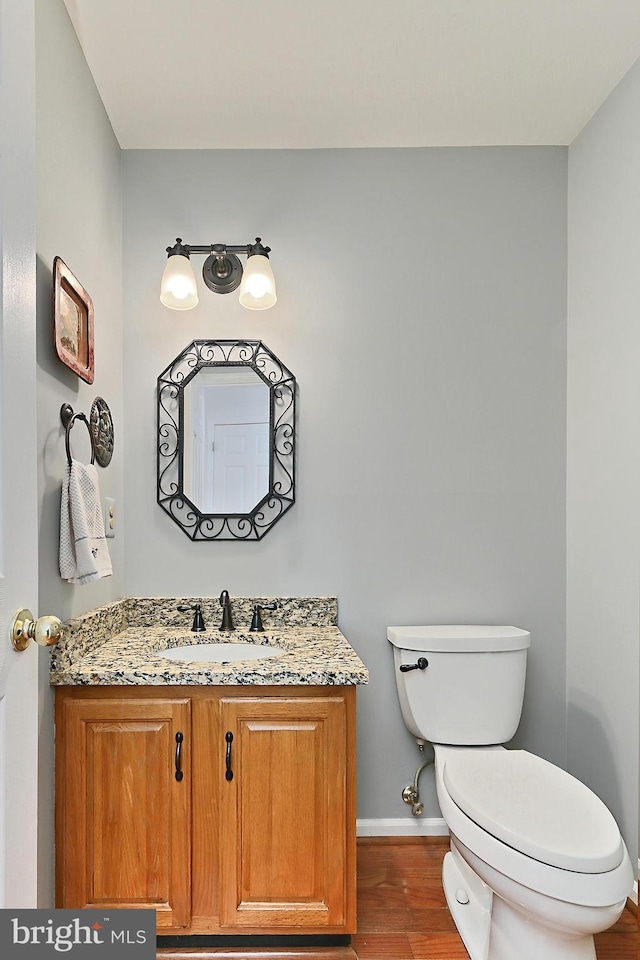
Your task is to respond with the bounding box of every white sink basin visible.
[158,642,284,664]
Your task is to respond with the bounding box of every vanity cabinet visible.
[55,686,356,937]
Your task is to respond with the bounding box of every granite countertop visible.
[50,597,369,687]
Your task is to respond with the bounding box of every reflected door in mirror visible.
[210,422,269,513]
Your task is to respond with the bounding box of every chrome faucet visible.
[219,590,235,632]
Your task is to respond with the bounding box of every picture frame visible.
[53,256,95,384]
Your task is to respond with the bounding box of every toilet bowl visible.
[388,625,634,960]
[435,744,632,960]
[444,839,626,960]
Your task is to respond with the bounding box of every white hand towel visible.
[60,459,112,585]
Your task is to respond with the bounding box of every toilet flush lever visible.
[399,657,429,673]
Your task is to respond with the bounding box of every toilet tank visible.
[388,625,531,745]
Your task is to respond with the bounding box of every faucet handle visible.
[249,605,264,632]
[249,602,278,632]
[177,603,206,632]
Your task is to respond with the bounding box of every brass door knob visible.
[11,608,63,651]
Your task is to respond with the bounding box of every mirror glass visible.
[157,340,295,541]
[182,368,270,514]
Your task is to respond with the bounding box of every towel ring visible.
[63,411,95,466]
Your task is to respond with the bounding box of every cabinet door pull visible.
[225,731,234,781]
[174,731,184,782]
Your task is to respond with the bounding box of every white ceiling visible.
[62,0,640,149]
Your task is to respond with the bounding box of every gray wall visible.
[567,59,640,869]
[123,147,568,820]
[35,0,124,903]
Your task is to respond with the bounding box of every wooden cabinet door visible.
[218,694,355,931]
[56,697,191,929]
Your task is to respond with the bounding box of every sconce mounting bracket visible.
[202,252,243,294]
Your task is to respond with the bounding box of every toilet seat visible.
[443,749,623,873]
[434,746,633,908]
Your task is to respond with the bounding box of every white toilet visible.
[388,625,634,960]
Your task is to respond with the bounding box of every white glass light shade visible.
[160,254,199,310]
[238,255,277,310]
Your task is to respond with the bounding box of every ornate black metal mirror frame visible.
[157,340,295,540]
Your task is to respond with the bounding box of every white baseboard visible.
[357,817,449,837]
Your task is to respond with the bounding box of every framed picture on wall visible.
[53,256,95,384]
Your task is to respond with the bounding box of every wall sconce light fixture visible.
[160,237,277,312]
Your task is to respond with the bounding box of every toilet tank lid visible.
[387,625,531,652]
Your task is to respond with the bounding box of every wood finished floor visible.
[157,837,638,960]
[352,838,637,959]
